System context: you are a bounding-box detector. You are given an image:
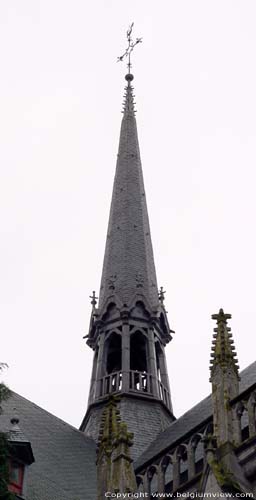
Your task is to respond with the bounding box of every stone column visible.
[95,332,105,399]
[172,455,180,491]
[187,441,196,480]
[147,327,160,397]
[143,473,150,496]
[122,323,130,392]
[157,466,165,493]
[88,348,98,405]
[232,403,242,446]
[248,396,256,437]
[158,346,172,410]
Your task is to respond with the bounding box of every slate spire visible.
[98,74,159,310]
[83,72,174,457]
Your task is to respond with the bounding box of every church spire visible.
[81,30,174,459]
[98,72,159,310]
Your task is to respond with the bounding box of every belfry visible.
[80,68,175,459]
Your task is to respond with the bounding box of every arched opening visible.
[89,346,99,403]
[130,331,148,392]
[176,445,188,485]
[136,476,144,493]
[248,392,256,437]
[155,341,162,382]
[161,456,173,492]
[132,301,150,318]
[194,437,204,473]
[190,434,204,475]
[148,466,158,495]
[102,302,118,322]
[241,406,249,441]
[160,312,168,335]
[204,422,213,436]
[106,333,121,374]
[130,331,147,372]
[155,340,170,406]
[93,347,99,378]
[100,332,122,395]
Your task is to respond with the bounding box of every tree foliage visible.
[0,364,11,417]
[0,433,14,500]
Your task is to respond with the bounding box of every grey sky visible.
[1,1,256,427]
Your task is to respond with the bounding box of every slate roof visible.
[98,76,159,310]
[135,360,256,471]
[0,362,255,497]
[0,392,97,500]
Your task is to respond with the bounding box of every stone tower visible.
[80,73,175,459]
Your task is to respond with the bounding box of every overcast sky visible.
[1,1,256,428]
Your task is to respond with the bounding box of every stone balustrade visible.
[96,370,171,409]
[98,371,123,397]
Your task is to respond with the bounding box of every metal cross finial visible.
[159,286,166,305]
[117,22,142,74]
[90,291,98,310]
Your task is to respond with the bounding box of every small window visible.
[8,460,24,495]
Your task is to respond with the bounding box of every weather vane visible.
[117,23,142,74]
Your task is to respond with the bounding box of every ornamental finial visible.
[117,22,142,78]
[211,308,231,324]
[90,291,98,311]
[10,407,20,426]
[210,308,240,381]
[159,287,166,305]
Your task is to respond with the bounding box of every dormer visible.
[8,413,34,498]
